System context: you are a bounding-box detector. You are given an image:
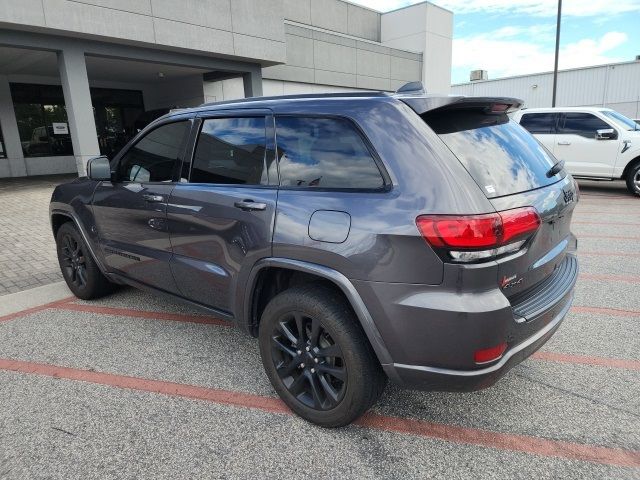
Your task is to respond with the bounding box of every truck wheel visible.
[55,222,114,300]
[625,162,640,196]
[258,284,386,427]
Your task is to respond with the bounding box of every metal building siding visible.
[451,61,640,116]
[604,63,640,104]
[556,67,607,106]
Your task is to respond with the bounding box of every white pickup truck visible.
[513,107,640,196]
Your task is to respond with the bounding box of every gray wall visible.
[0,0,286,64]
[284,0,380,42]
[263,23,422,91]
[451,61,640,119]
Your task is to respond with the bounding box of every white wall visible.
[381,2,453,93]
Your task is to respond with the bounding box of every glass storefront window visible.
[10,83,145,159]
[11,84,74,158]
[92,87,144,159]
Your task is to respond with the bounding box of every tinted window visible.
[423,110,559,198]
[601,110,640,131]
[117,121,189,182]
[519,113,557,134]
[559,113,611,138]
[275,117,384,189]
[191,117,267,185]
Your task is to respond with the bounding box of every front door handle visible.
[557,141,571,146]
[143,194,164,203]
[234,200,267,211]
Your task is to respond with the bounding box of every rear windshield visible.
[422,109,561,198]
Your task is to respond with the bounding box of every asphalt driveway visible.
[0,179,638,479]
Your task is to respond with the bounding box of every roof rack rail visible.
[395,81,426,95]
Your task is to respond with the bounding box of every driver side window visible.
[117,121,190,182]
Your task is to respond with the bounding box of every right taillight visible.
[416,207,540,263]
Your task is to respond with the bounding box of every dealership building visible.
[0,0,452,178]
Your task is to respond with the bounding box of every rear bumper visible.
[353,253,578,391]
[383,292,571,391]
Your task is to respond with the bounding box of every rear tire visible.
[55,222,114,300]
[258,284,386,427]
[625,162,640,196]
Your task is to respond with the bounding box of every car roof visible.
[161,92,523,121]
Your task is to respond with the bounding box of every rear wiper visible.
[546,159,565,177]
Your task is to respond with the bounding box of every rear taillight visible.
[416,207,540,263]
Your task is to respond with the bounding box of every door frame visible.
[168,107,279,315]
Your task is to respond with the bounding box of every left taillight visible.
[416,207,541,263]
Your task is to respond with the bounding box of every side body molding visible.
[244,257,393,366]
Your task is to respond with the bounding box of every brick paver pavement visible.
[0,175,77,296]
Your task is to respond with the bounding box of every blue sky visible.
[350,0,640,84]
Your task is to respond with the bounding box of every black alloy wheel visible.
[60,232,88,289]
[259,285,387,427]
[270,311,346,410]
[55,221,114,299]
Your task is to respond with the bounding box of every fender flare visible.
[243,257,393,366]
[50,208,109,276]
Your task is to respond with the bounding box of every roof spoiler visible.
[397,94,524,116]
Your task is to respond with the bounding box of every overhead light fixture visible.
[158,72,165,78]
[532,84,538,89]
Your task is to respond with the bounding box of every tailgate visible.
[490,176,578,299]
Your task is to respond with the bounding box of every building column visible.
[242,67,263,98]
[0,75,27,177]
[57,48,100,176]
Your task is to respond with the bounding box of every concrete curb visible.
[0,281,72,317]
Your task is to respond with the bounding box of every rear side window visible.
[558,113,611,138]
[519,113,557,134]
[191,117,267,185]
[423,110,559,198]
[275,117,384,189]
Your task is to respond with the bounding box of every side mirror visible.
[87,155,112,181]
[596,128,617,140]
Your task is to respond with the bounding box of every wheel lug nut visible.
[305,346,310,352]
[297,350,302,355]
[300,363,305,368]
[314,358,319,363]
[310,368,315,373]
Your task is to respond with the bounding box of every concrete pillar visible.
[57,48,100,176]
[243,68,263,98]
[0,75,27,177]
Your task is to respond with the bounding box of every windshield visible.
[601,110,640,131]
[423,109,561,198]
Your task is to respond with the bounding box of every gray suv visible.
[50,89,579,427]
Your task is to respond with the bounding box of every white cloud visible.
[432,0,640,17]
[453,31,628,80]
[351,0,640,16]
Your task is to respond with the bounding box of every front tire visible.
[55,222,114,300]
[258,285,386,427]
[625,162,640,196]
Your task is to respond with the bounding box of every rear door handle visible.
[143,194,164,203]
[557,141,571,145]
[234,200,267,211]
